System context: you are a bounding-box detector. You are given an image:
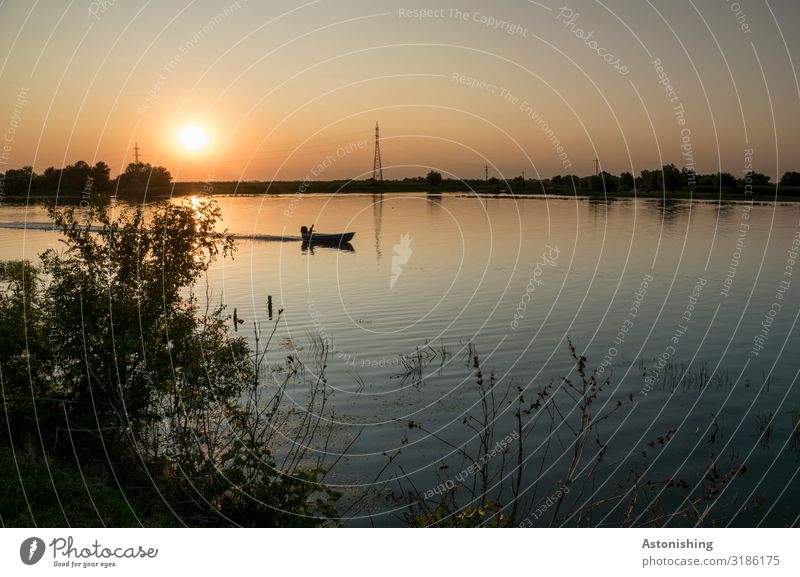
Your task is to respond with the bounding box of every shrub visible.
[0,194,339,526]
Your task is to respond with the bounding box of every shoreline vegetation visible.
[6,179,800,204]
[2,161,800,204]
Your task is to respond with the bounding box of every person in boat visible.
[301,225,315,237]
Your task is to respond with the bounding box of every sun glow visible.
[179,124,209,152]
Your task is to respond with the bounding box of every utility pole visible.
[372,123,383,182]
[593,158,600,176]
[134,142,141,164]
[484,165,488,181]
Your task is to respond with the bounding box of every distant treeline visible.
[539,164,797,194]
[0,161,171,198]
[3,160,800,200]
[420,165,800,195]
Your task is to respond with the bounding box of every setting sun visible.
[178,124,209,152]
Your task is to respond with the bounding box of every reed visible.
[389,339,752,527]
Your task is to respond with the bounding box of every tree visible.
[562,175,580,190]
[26,196,238,442]
[659,164,682,193]
[426,170,443,186]
[713,172,736,191]
[64,160,91,191]
[619,171,634,190]
[597,171,618,192]
[780,171,800,187]
[22,161,111,194]
[694,173,715,187]
[38,166,62,192]
[1,195,338,526]
[90,161,111,191]
[738,172,770,191]
[639,169,659,192]
[117,162,172,188]
[0,166,36,196]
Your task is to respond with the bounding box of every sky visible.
[0,0,799,182]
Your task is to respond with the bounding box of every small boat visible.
[300,226,355,245]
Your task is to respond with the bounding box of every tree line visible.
[4,161,800,197]
[547,164,786,194]
[418,165,800,194]
[0,160,172,197]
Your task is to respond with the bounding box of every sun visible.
[179,124,209,152]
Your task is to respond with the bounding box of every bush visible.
[0,194,339,526]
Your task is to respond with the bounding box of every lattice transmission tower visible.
[372,122,383,182]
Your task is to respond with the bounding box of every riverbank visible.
[4,179,800,203]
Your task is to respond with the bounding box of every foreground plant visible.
[0,194,338,526]
[393,340,753,528]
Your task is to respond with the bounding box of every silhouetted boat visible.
[300,226,355,245]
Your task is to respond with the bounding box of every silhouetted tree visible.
[619,171,634,190]
[38,167,61,192]
[597,171,618,192]
[695,173,715,187]
[780,171,800,186]
[31,161,111,193]
[659,164,682,193]
[426,170,443,186]
[639,169,659,192]
[0,166,36,196]
[90,161,111,191]
[562,175,580,190]
[117,162,172,188]
[713,172,736,191]
[737,172,770,190]
[64,161,91,192]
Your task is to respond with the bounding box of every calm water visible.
[2,193,799,526]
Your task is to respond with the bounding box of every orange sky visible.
[1,0,799,181]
